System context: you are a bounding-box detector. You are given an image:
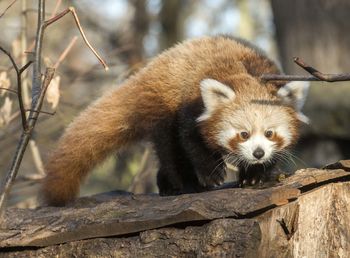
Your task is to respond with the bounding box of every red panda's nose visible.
[253,147,265,159]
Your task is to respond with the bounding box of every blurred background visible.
[0,0,350,207]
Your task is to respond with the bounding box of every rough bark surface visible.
[0,219,261,258]
[1,161,350,257]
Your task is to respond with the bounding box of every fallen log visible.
[0,161,350,257]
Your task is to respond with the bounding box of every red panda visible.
[42,35,308,206]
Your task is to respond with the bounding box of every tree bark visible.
[1,161,350,257]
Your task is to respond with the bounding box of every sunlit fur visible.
[42,35,300,206]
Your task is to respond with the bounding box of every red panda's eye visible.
[265,130,273,138]
[240,131,249,140]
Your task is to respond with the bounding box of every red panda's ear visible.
[277,81,310,124]
[197,79,235,122]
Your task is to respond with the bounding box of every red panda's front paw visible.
[197,167,226,187]
[157,169,185,196]
[240,177,264,187]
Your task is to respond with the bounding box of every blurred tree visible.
[237,0,255,40]
[271,0,350,73]
[129,0,149,66]
[159,0,185,50]
[271,0,350,167]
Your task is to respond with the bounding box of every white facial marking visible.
[239,134,274,164]
[217,128,237,149]
[274,124,291,148]
[197,78,236,122]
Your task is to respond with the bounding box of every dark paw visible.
[240,177,264,187]
[197,166,227,187]
[158,180,184,196]
[238,163,270,188]
[157,170,185,196]
[159,188,183,196]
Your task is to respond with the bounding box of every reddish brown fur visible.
[271,134,285,149]
[42,36,289,206]
[285,108,300,147]
[228,134,247,151]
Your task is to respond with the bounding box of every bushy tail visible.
[42,80,170,206]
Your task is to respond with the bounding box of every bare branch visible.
[31,0,45,106]
[0,1,56,216]
[293,57,350,82]
[25,109,56,116]
[44,7,109,70]
[0,87,17,94]
[261,57,350,82]
[32,68,55,116]
[21,0,46,181]
[0,0,107,216]
[0,0,18,19]
[260,74,320,82]
[0,46,29,130]
[22,0,62,55]
[19,60,33,74]
[0,46,19,72]
[0,68,55,216]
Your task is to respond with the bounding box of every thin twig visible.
[0,88,17,94]
[0,68,55,216]
[261,57,350,82]
[54,36,78,69]
[25,109,56,116]
[0,46,19,71]
[23,4,108,71]
[0,0,18,19]
[293,57,350,82]
[17,0,62,55]
[21,0,45,180]
[44,7,109,70]
[260,74,321,82]
[31,0,45,106]
[0,46,30,130]
[19,61,33,73]
[31,68,55,118]
[0,0,108,215]
[0,0,53,217]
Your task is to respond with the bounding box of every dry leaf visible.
[0,97,13,127]
[46,75,60,109]
[0,71,11,96]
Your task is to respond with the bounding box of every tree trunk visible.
[271,0,350,74]
[270,0,350,168]
[1,161,350,257]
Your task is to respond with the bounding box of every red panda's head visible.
[197,78,308,166]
